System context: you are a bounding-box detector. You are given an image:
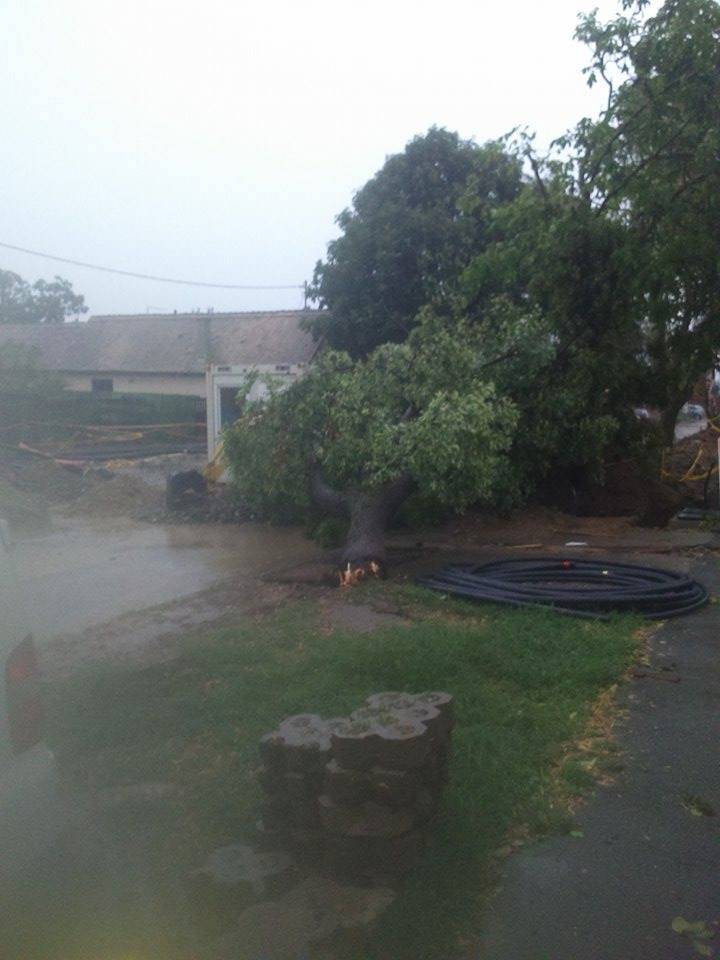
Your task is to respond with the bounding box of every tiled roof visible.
[0,311,321,374]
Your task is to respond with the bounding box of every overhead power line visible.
[0,241,304,291]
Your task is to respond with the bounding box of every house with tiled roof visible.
[0,310,323,458]
[0,310,320,399]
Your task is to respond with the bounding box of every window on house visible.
[219,387,243,429]
[91,378,114,394]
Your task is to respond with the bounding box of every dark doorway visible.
[219,387,243,430]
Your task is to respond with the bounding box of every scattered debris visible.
[681,795,716,818]
[166,469,208,512]
[631,668,682,683]
[339,560,382,587]
[675,507,720,523]
[671,916,717,957]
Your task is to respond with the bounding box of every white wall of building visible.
[206,363,306,461]
[62,373,206,397]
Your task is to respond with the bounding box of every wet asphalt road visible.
[476,556,720,960]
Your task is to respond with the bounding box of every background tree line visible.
[227,0,720,569]
[0,269,86,324]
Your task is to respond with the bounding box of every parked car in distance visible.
[680,402,706,421]
[0,517,57,885]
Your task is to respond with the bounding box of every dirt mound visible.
[575,460,684,526]
[0,449,164,521]
[0,452,85,503]
[0,453,87,532]
[150,482,252,525]
[66,474,163,517]
[538,459,684,527]
[663,427,719,507]
[0,477,49,532]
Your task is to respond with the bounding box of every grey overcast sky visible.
[2,0,626,317]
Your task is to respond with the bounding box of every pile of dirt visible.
[0,453,87,532]
[575,460,685,527]
[0,452,85,503]
[0,449,165,523]
[66,473,164,517]
[0,477,49,532]
[150,482,252,525]
[537,459,685,527]
[663,428,719,507]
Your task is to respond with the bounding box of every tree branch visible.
[378,472,416,520]
[582,68,699,190]
[599,62,614,111]
[595,116,695,215]
[309,463,348,515]
[527,153,549,201]
[477,346,521,372]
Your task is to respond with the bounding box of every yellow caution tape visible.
[661,444,711,483]
[204,440,226,483]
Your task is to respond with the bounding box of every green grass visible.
[47,588,639,959]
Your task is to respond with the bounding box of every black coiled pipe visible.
[416,557,709,620]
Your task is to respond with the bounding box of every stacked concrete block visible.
[258,713,332,839]
[257,692,455,884]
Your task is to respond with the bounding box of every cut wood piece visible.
[260,714,332,773]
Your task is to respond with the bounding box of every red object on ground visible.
[5,636,44,755]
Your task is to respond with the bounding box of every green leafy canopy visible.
[307,127,523,357]
[0,269,87,324]
[224,312,530,522]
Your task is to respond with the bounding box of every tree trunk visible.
[309,464,414,579]
[661,396,686,448]
[342,493,392,572]
[341,475,414,575]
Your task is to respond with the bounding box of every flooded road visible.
[15,514,319,641]
[5,514,326,959]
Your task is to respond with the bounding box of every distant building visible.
[0,310,322,461]
[0,311,320,399]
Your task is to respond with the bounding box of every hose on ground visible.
[416,557,709,620]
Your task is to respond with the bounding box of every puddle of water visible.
[16,515,319,640]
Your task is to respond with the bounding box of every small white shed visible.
[205,361,308,461]
[0,310,321,407]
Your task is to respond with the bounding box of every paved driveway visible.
[477,556,720,960]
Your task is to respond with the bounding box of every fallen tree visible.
[223,314,524,574]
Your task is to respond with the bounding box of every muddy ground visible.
[5,445,720,960]
[3,447,718,681]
